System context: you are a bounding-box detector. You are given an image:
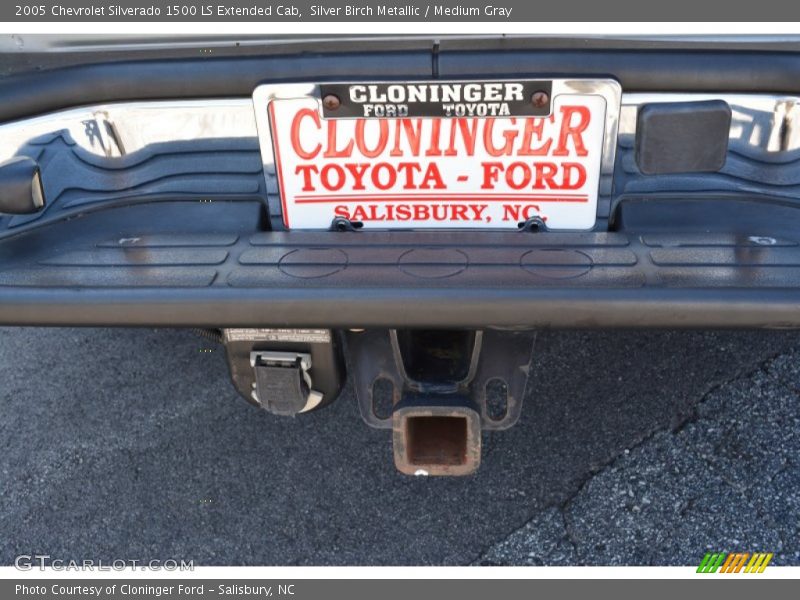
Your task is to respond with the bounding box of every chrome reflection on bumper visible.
[0,98,257,163]
[620,93,800,153]
[1,91,799,176]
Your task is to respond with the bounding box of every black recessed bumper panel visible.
[1,198,800,329]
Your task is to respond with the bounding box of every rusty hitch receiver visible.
[392,393,482,476]
[347,329,537,476]
[220,327,534,475]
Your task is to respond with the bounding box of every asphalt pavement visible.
[0,327,798,566]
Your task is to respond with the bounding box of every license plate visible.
[253,80,620,230]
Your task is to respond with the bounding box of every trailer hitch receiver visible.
[347,329,536,476]
[393,394,482,476]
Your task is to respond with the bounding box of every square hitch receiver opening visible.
[393,403,481,476]
[406,416,468,465]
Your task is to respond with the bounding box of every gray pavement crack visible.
[471,345,795,565]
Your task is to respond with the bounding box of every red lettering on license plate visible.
[264,90,608,230]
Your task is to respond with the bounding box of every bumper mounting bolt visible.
[322,94,341,111]
[531,90,549,109]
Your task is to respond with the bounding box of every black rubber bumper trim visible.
[1,287,799,329]
[0,51,433,123]
[3,48,800,122]
[436,49,800,95]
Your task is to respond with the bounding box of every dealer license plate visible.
[253,80,621,230]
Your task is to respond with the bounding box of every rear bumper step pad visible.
[2,205,800,327]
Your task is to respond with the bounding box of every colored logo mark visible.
[697,552,773,573]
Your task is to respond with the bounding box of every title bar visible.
[6,1,800,22]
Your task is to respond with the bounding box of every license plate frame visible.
[253,79,621,231]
